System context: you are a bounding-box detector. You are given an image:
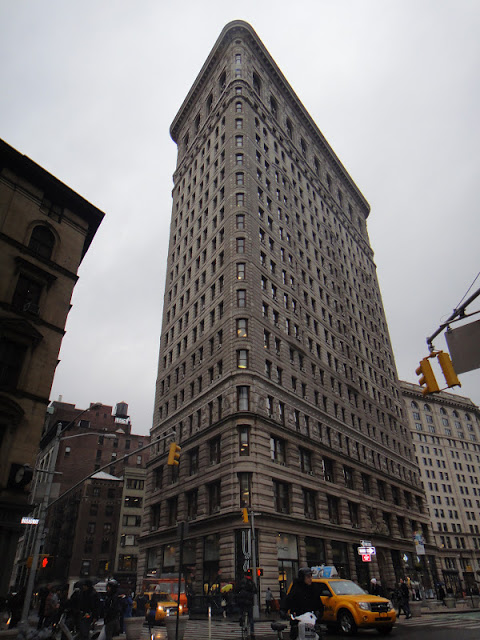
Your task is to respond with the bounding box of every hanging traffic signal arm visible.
[416,351,461,395]
[167,442,181,466]
[416,356,440,396]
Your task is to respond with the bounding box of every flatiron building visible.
[139,21,437,598]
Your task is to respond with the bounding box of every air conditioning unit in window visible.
[307,471,314,476]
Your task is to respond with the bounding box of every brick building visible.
[139,21,435,600]
[0,139,104,596]
[13,401,149,591]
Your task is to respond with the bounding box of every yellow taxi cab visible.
[315,578,396,635]
[145,591,184,624]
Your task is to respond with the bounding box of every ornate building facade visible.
[139,21,435,601]
[0,140,104,595]
[402,381,480,594]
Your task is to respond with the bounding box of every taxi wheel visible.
[338,610,357,635]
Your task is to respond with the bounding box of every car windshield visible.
[329,581,367,596]
[157,593,172,600]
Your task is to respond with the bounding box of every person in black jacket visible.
[282,568,324,640]
[235,575,257,640]
[72,580,100,640]
[103,580,121,640]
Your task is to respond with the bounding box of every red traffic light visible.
[41,556,49,568]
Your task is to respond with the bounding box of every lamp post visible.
[19,402,102,628]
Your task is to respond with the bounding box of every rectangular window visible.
[270,436,286,464]
[236,318,248,338]
[303,489,316,519]
[236,238,245,253]
[327,495,339,524]
[209,437,221,464]
[187,489,198,520]
[239,472,251,507]
[239,426,250,455]
[236,193,244,206]
[235,136,243,147]
[323,458,334,482]
[237,289,246,307]
[208,481,221,513]
[273,480,290,513]
[237,386,249,410]
[236,263,246,279]
[237,349,248,369]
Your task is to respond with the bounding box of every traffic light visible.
[245,568,252,577]
[257,568,263,577]
[437,351,461,389]
[241,508,249,523]
[416,357,439,396]
[167,442,181,466]
[38,555,51,569]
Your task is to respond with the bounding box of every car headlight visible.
[387,601,394,610]
[179,605,183,613]
[357,602,371,611]
[158,605,163,611]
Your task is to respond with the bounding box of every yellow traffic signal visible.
[437,351,461,389]
[167,442,181,466]
[415,357,440,396]
[242,508,249,523]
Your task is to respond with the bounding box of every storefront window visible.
[331,540,350,578]
[277,533,298,599]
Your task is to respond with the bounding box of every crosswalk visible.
[132,614,480,639]
[398,612,480,630]
[146,619,277,639]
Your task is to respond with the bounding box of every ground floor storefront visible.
[139,517,440,606]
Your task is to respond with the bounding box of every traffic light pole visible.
[250,508,260,620]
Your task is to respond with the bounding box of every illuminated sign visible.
[362,554,372,562]
[21,517,39,525]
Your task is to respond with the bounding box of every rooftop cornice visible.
[170,20,370,214]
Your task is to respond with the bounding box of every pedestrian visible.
[281,568,324,640]
[438,584,446,605]
[369,578,383,597]
[37,585,50,629]
[399,579,412,619]
[134,593,147,618]
[74,580,100,640]
[235,574,257,640]
[6,588,25,629]
[44,586,59,627]
[265,587,273,615]
[103,580,121,640]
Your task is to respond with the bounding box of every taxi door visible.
[317,581,336,624]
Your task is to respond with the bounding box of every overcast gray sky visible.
[2,0,479,435]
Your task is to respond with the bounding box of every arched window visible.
[423,404,432,412]
[411,401,418,409]
[29,225,55,259]
[453,410,459,418]
[440,407,447,415]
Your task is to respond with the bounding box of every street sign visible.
[362,554,371,562]
[358,546,376,555]
[21,517,39,525]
